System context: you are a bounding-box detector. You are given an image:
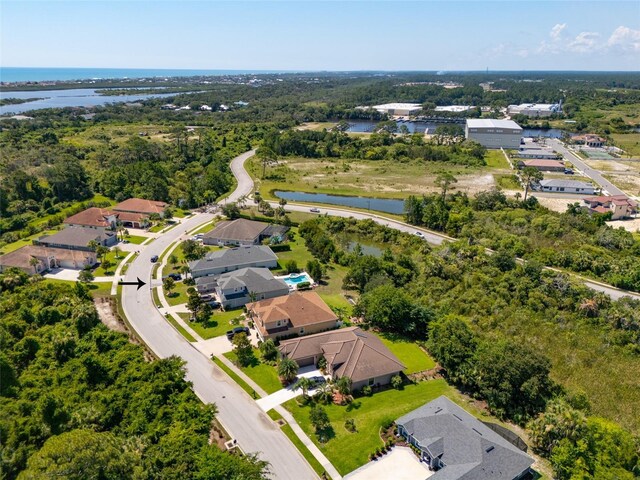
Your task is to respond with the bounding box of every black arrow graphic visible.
[118,277,146,291]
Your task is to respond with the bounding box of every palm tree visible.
[277,357,298,384]
[87,240,99,252]
[313,383,333,405]
[293,377,313,398]
[29,257,40,274]
[335,376,352,395]
[435,172,458,205]
[521,167,543,201]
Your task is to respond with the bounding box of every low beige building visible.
[279,327,405,391]
[248,291,339,341]
[0,245,97,274]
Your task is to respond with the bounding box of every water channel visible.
[274,190,405,215]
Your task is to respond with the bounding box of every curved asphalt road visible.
[122,148,638,480]
[122,150,318,480]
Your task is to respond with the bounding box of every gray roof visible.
[217,267,288,295]
[188,245,277,274]
[203,219,288,243]
[396,396,533,480]
[37,227,115,248]
[539,179,594,188]
[466,119,522,131]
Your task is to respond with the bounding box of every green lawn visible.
[123,235,148,245]
[379,335,436,374]
[88,282,113,298]
[495,174,522,190]
[485,149,511,169]
[92,250,125,277]
[148,223,166,233]
[224,350,283,395]
[274,227,315,273]
[190,220,217,235]
[612,133,640,157]
[186,309,244,339]
[284,380,492,475]
[164,281,192,306]
[0,229,59,255]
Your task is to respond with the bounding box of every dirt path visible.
[94,297,127,333]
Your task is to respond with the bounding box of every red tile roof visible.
[113,198,167,214]
[64,207,115,228]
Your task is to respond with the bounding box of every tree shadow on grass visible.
[346,400,362,412]
[316,426,335,444]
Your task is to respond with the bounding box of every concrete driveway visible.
[257,367,326,412]
[344,447,433,480]
[44,268,80,281]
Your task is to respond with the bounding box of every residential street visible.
[121,149,318,480]
[119,146,639,480]
[548,138,626,196]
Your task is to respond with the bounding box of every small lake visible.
[345,240,383,257]
[275,191,405,215]
[0,88,180,115]
[345,120,567,138]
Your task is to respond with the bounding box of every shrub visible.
[344,418,356,432]
[391,374,403,389]
[361,385,372,396]
[296,281,311,290]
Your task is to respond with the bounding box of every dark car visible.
[150,255,159,263]
[167,273,182,281]
[564,168,574,175]
[226,326,250,341]
[206,300,221,309]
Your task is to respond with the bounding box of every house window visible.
[299,328,304,334]
[368,378,374,386]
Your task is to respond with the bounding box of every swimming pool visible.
[278,272,314,289]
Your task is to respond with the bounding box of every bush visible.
[296,281,311,290]
[344,418,356,432]
[361,385,372,396]
[391,374,403,389]
[284,259,299,274]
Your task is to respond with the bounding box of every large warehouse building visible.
[507,102,562,117]
[372,103,422,116]
[465,119,523,149]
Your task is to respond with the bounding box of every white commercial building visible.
[537,179,596,195]
[434,105,474,113]
[372,103,422,116]
[465,119,523,149]
[507,103,562,117]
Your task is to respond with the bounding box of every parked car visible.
[564,168,574,175]
[226,326,250,341]
[200,294,213,301]
[150,255,159,263]
[310,208,321,213]
[194,233,204,239]
[206,300,221,309]
[415,231,424,237]
[122,239,129,244]
[309,376,326,386]
[167,273,182,281]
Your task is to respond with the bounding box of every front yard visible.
[283,379,453,475]
[224,349,283,394]
[92,250,126,277]
[188,309,244,339]
[165,281,192,306]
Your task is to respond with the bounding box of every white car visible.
[415,231,424,237]
[310,208,321,213]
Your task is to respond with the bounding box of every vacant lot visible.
[249,155,512,201]
[612,133,640,157]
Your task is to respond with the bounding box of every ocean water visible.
[0,67,289,83]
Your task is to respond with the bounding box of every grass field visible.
[282,380,487,475]
[62,123,170,148]
[187,309,244,339]
[164,313,196,342]
[164,281,192,306]
[612,133,640,157]
[379,336,436,374]
[0,229,60,255]
[495,173,522,190]
[485,149,511,169]
[224,350,283,394]
[123,235,148,245]
[248,156,504,201]
[92,250,125,277]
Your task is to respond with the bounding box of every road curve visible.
[121,149,318,480]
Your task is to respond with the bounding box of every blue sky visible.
[2,1,639,71]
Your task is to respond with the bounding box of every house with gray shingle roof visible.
[396,396,534,479]
[203,219,289,246]
[188,245,278,279]
[34,226,117,251]
[278,327,405,390]
[211,267,289,309]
